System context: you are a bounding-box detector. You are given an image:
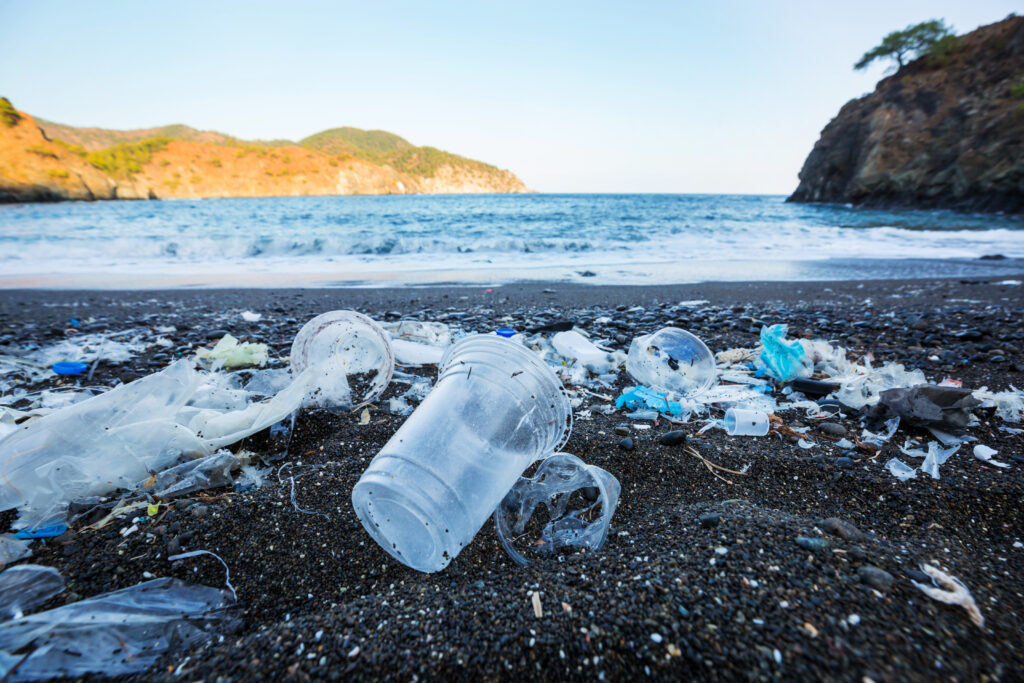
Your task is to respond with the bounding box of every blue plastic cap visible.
[52,361,89,375]
[496,328,516,338]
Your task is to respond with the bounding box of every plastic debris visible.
[790,378,839,398]
[627,327,717,395]
[886,458,918,481]
[352,334,571,573]
[920,442,960,479]
[875,385,981,430]
[615,385,683,417]
[494,453,621,565]
[385,320,452,347]
[911,563,984,627]
[0,577,233,680]
[240,311,262,322]
[196,334,268,370]
[391,340,444,367]
[757,324,810,382]
[496,327,516,338]
[972,387,1024,423]
[51,362,88,376]
[861,417,900,446]
[552,331,621,375]
[243,368,292,396]
[0,565,64,620]
[0,535,32,568]
[723,408,770,436]
[973,445,1009,468]
[715,348,757,365]
[142,451,239,500]
[291,310,394,409]
[12,524,67,540]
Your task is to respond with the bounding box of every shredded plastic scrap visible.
[615,386,683,416]
[972,386,1024,423]
[141,451,239,500]
[875,385,981,430]
[196,334,268,370]
[494,453,620,565]
[911,563,984,627]
[0,577,233,680]
[0,566,64,620]
[552,331,623,375]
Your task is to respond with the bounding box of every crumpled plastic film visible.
[0,565,64,620]
[0,577,233,680]
[494,453,621,565]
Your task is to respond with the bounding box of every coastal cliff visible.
[789,15,1024,214]
[0,102,529,203]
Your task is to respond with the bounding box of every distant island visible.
[0,101,529,203]
[789,15,1023,214]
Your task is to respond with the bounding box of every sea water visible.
[0,194,1021,287]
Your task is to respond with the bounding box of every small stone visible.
[659,430,687,446]
[858,565,895,592]
[190,505,210,519]
[581,486,600,502]
[818,422,846,436]
[618,437,634,451]
[905,568,931,584]
[795,536,830,552]
[698,513,722,529]
[822,517,865,541]
[614,423,630,436]
[835,456,854,469]
[204,329,230,340]
[166,537,181,556]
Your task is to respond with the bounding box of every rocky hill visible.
[788,15,1024,214]
[0,102,529,203]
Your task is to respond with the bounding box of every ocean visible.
[1,194,1022,288]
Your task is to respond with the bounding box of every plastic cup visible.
[626,327,717,396]
[723,408,770,436]
[351,334,572,573]
[290,310,394,408]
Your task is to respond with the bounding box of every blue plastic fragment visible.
[52,361,89,375]
[69,318,81,327]
[758,324,809,382]
[14,523,68,539]
[615,385,683,416]
[496,328,516,338]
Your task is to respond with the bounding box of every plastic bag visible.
[0,565,64,620]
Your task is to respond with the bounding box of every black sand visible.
[2,275,1023,681]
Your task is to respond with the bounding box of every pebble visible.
[659,430,687,446]
[618,437,634,451]
[795,536,830,552]
[822,517,865,541]
[835,456,854,469]
[818,422,846,436]
[858,565,895,592]
[698,512,722,528]
[614,423,630,435]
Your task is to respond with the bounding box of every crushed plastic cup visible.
[494,452,621,565]
[351,334,572,573]
[723,408,770,436]
[290,310,394,409]
[626,328,716,396]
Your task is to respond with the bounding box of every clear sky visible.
[0,1,1018,194]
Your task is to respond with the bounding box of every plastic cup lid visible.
[496,328,516,338]
[52,361,89,375]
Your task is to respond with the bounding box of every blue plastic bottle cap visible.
[496,328,516,338]
[52,361,89,375]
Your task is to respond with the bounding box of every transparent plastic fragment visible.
[921,442,960,479]
[384,321,452,347]
[972,386,1024,423]
[552,331,621,375]
[290,311,394,409]
[911,563,984,627]
[243,368,293,397]
[494,453,621,565]
[142,451,239,500]
[0,565,64,620]
[626,328,716,396]
[973,445,1009,468]
[886,458,917,481]
[0,577,233,680]
[861,417,900,446]
[390,339,445,367]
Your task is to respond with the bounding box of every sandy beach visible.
[1,275,1022,680]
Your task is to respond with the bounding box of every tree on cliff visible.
[854,19,955,70]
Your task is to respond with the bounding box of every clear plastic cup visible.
[626,327,716,396]
[723,408,770,436]
[351,334,572,573]
[290,311,394,408]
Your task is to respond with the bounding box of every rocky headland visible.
[789,15,1024,214]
